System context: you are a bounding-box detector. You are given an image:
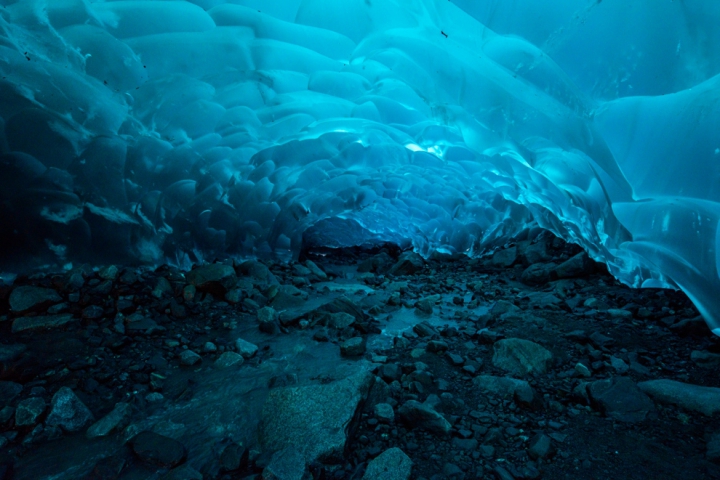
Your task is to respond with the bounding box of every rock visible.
[235,338,259,358]
[374,403,395,424]
[388,251,424,276]
[670,316,712,337]
[587,377,655,422]
[263,446,306,480]
[98,265,119,280]
[397,400,451,435]
[691,350,720,369]
[362,447,412,480]
[575,362,592,378]
[521,263,556,286]
[12,313,76,333]
[203,342,217,353]
[237,260,278,285]
[129,431,186,468]
[638,379,720,416]
[186,264,236,292]
[324,312,353,329]
[492,339,553,377]
[160,465,203,480]
[491,247,517,267]
[46,387,95,432]
[86,402,132,438]
[489,300,519,318]
[472,375,536,406]
[214,351,244,368]
[305,260,328,280]
[413,321,437,337]
[86,455,127,480]
[179,350,202,366]
[220,443,248,472]
[183,285,196,302]
[527,433,555,460]
[259,370,374,463]
[258,306,280,334]
[9,286,61,313]
[0,406,13,424]
[15,397,46,426]
[225,288,243,304]
[522,241,552,265]
[379,364,402,382]
[708,433,720,463]
[607,309,632,319]
[269,285,307,310]
[313,296,365,324]
[0,343,26,363]
[554,252,595,278]
[341,337,366,357]
[0,381,22,406]
[415,296,438,314]
[358,252,394,273]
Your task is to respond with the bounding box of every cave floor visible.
[1,242,720,480]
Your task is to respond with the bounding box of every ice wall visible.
[0,0,719,330]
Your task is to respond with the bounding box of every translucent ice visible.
[0,0,719,329]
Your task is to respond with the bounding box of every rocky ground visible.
[1,232,720,480]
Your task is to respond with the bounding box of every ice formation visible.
[0,0,719,330]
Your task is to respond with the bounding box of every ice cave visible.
[1,1,720,479]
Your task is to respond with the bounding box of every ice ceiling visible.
[1,0,720,330]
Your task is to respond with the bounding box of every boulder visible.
[492,339,553,376]
[638,379,720,416]
[588,377,655,422]
[259,370,374,463]
[388,252,424,276]
[9,286,61,313]
[46,387,95,432]
[362,448,412,480]
[554,252,595,278]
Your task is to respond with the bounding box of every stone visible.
[220,443,248,472]
[388,251,425,276]
[129,431,186,468]
[215,351,244,368]
[179,350,202,366]
[313,296,364,324]
[12,314,76,333]
[98,265,119,280]
[341,337,366,357]
[46,387,95,432]
[86,402,132,438]
[492,339,553,377]
[374,403,395,423]
[521,263,557,286]
[691,350,720,369]
[670,316,712,337]
[415,296,437,314]
[587,377,655,422]
[610,356,629,374]
[708,433,720,462]
[0,406,13,424]
[554,252,595,278]
[259,370,374,463]
[15,397,46,426]
[362,447,412,480]
[0,343,26,363]
[489,300,520,317]
[305,260,328,280]
[327,312,355,329]
[397,400,451,435]
[0,381,22,406]
[358,252,394,273]
[638,379,720,416]
[491,247,517,267]
[379,364,402,382]
[160,465,203,480]
[237,260,278,285]
[472,375,536,406]
[263,446,306,480]
[258,306,280,334]
[186,263,236,292]
[235,338,259,358]
[527,433,555,460]
[9,286,61,313]
[203,342,217,353]
[225,288,244,304]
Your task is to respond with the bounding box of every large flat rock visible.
[638,379,720,416]
[492,338,552,377]
[259,370,374,463]
[9,286,61,313]
[588,377,655,423]
[12,314,76,333]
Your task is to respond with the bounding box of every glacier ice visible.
[0,0,719,329]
